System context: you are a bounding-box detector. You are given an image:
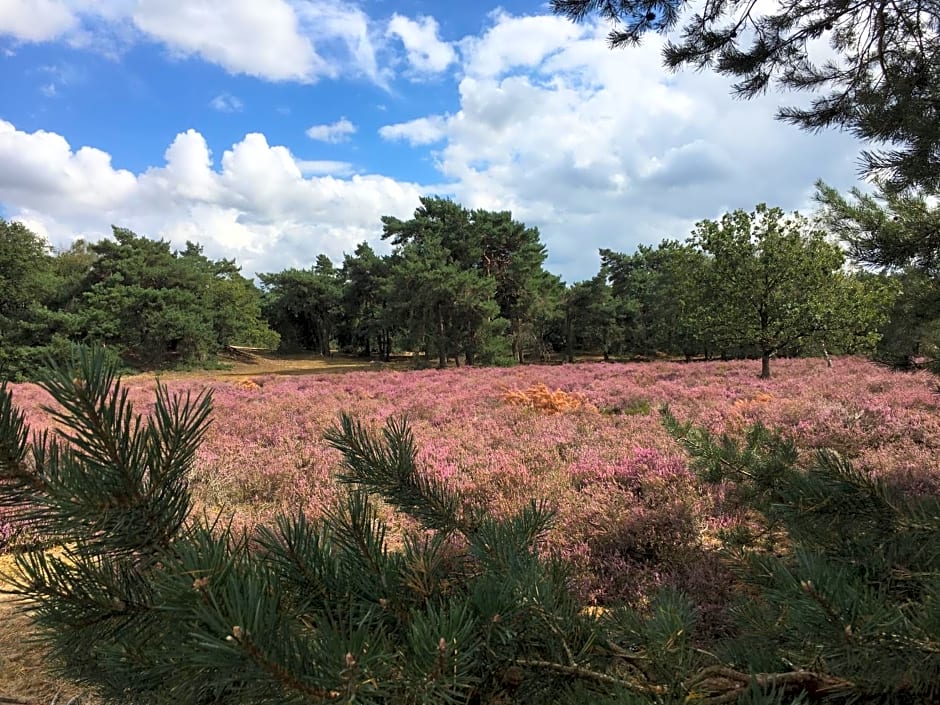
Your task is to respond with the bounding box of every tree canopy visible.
[816,181,940,366]
[0,219,57,379]
[0,194,908,379]
[689,204,891,377]
[0,224,278,377]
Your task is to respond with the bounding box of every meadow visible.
[5,355,939,619]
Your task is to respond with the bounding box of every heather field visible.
[5,356,939,621]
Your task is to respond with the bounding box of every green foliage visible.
[260,256,343,356]
[563,274,623,361]
[0,219,59,380]
[601,241,711,359]
[382,197,556,366]
[663,406,940,702]
[552,0,940,191]
[816,181,940,368]
[475,318,517,366]
[0,223,278,377]
[689,204,890,377]
[0,196,907,375]
[337,242,394,360]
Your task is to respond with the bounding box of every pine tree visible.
[0,347,938,704]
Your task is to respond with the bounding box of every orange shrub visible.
[501,383,596,413]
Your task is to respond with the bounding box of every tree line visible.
[2,183,937,380]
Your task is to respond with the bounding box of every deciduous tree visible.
[690,204,888,378]
[0,220,57,378]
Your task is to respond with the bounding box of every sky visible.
[0,0,868,282]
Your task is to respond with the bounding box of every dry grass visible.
[0,555,98,705]
[124,349,415,384]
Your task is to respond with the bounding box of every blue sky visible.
[0,0,866,281]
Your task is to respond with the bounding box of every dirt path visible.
[123,349,414,384]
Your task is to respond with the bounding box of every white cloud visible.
[0,120,424,275]
[458,11,584,78]
[387,14,455,73]
[0,9,871,282]
[0,120,137,211]
[0,0,77,41]
[293,0,386,85]
[380,10,865,279]
[132,0,320,82]
[379,116,448,145]
[209,93,244,112]
[306,118,357,143]
[0,0,385,84]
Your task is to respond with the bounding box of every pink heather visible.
[3,356,938,614]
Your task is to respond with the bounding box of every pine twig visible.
[512,658,667,695]
[685,665,854,704]
[228,626,344,702]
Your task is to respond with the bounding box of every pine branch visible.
[0,382,46,509]
[685,665,854,704]
[325,413,471,534]
[226,626,345,703]
[514,657,667,694]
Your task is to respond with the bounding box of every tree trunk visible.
[760,351,772,379]
[437,307,447,369]
[565,313,574,363]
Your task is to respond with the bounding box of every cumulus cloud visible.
[457,11,583,78]
[380,10,864,279]
[131,0,321,81]
[0,0,384,84]
[306,118,357,143]
[0,0,77,42]
[0,120,424,275]
[387,14,455,73]
[293,1,386,85]
[378,116,448,145]
[0,9,870,282]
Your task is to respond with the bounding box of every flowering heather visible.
[4,356,939,612]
